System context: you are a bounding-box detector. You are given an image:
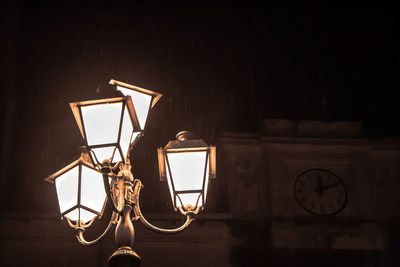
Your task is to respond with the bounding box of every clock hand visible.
[315,174,323,196]
[321,182,342,191]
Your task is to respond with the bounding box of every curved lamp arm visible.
[132,179,194,234]
[76,211,119,246]
[102,173,124,214]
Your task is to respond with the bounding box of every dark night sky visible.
[1,2,399,213]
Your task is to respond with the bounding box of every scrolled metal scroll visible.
[76,211,119,246]
[102,173,124,214]
[132,179,194,234]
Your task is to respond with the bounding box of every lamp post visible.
[45,79,216,267]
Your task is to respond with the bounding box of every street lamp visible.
[69,96,140,165]
[109,79,162,133]
[45,152,108,225]
[45,79,216,267]
[157,131,216,215]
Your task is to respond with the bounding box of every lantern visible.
[70,96,140,165]
[45,153,108,223]
[109,79,162,144]
[157,131,216,214]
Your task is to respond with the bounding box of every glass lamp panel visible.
[80,165,107,213]
[81,102,123,146]
[79,208,98,223]
[203,157,210,204]
[119,106,133,159]
[176,193,203,209]
[131,132,141,145]
[64,208,79,221]
[166,151,207,191]
[165,158,176,207]
[91,146,122,163]
[55,166,79,213]
[117,86,152,130]
[64,208,97,223]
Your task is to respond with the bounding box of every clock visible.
[294,168,347,215]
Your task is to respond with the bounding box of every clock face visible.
[294,168,347,215]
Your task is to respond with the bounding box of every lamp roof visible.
[69,96,139,140]
[109,79,162,109]
[164,131,208,150]
[44,153,93,184]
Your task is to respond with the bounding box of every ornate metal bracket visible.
[76,211,120,246]
[132,179,194,234]
[101,161,125,214]
[72,159,195,266]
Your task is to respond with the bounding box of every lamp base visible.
[108,246,141,267]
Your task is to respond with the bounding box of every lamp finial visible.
[176,131,194,141]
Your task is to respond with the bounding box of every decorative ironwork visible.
[45,80,215,267]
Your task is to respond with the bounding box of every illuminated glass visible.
[157,132,216,214]
[165,158,175,208]
[70,97,141,165]
[79,209,97,223]
[119,106,134,159]
[164,151,208,210]
[130,132,141,145]
[176,193,202,209]
[55,166,79,213]
[203,158,210,204]
[167,151,207,191]
[64,208,79,221]
[90,147,122,164]
[81,102,122,146]
[46,152,113,227]
[80,165,107,213]
[64,208,97,223]
[117,86,152,130]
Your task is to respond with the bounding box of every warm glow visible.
[176,193,203,209]
[80,165,107,213]
[203,158,210,204]
[90,147,122,164]
[55,166,79,213]
[79,208,97,223]
[81,102,123,146]
[64,208,97,223]
[165,151,208,209]
[117,86,152,130]
[70,97,141,164]
[131,132,141,145]
[165,160,175,208]
[50,157,108,223]
[119,106,134,159]
[64,208,79,221]
[167,151,207,191]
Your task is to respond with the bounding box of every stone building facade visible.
[220,119,400,266]
[1,119,399,266]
